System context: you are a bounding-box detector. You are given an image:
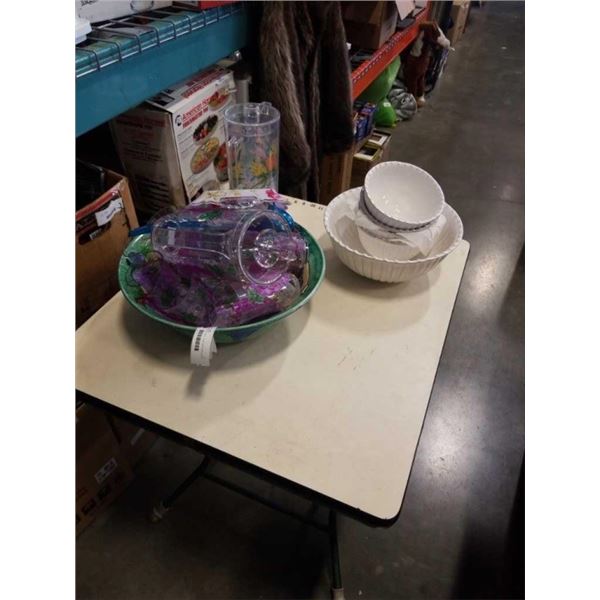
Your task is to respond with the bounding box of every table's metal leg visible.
[148,456,345,597]
[329,510,345,600]
[149,456,210,523]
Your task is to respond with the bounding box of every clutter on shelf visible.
[355,55,401,126]
[75,0,174,24]
[388,80,418,122]
[349,1,430,100]
[357,55,401,106]
[350,17,453,130]
[403,21,452,107]
[343,1,399,51]
[111,66,237,214]
[75,2,248,136]
[353,101,378,144]
[347,0,463,118]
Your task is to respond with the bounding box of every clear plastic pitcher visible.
[224,102,280,190]
[149,204,306,285]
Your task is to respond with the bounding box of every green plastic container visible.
[118,225,325,344]
[374,99,398,127]
[356,57,401,104]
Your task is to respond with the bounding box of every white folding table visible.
[76,198,469,597]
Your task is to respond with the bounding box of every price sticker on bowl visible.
[190,327,217,367]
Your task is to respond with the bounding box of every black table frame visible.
[77,384,434,599]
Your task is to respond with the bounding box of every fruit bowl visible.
[118,224,325,344]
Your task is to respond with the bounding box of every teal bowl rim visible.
[118,224,326,334]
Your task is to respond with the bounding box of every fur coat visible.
[251,1,354,202]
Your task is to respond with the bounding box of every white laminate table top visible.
[76,198,469,522]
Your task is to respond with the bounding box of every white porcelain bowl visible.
[364,161,445,229]
[324,188,463,283]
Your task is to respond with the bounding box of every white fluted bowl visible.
[324,188,463,283]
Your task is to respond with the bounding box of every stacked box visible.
[111,66,236,214]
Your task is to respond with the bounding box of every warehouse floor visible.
[76,3,525,599]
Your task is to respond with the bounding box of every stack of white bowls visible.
[324,161,463,283]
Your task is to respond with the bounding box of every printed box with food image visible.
[111,66,236,215]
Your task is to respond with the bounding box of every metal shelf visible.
[76,3,249,136]
[351,4,431,100]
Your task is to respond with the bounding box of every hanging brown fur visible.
[253,1,354,202]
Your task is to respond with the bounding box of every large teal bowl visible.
[118,225,325,344]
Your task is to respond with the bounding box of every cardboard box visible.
[350,130,391,188]
[76,404,134,536]
[320,148,354,205]
[76,168,139,327]
[448,1,470,46]
[111,66,236,214]
[366,130,391,150]
[351,144,383,188]
[108,415,158,467]
[343,1,399,50]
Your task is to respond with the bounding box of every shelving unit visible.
[76,3,249,136]
[351,4,431,100]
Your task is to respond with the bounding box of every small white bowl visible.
[324,188,463,283]
[364,161,445,229]
[357,227,421,261]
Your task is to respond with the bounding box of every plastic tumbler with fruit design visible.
[225,102,280,191]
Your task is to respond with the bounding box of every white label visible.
[190,327,217,367]
[94,457,118,485]
[95,196,124,226]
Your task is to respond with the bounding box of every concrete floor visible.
[76,3,525,598]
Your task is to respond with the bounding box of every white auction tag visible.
[95,196,124,226]
[190,327,217,367]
